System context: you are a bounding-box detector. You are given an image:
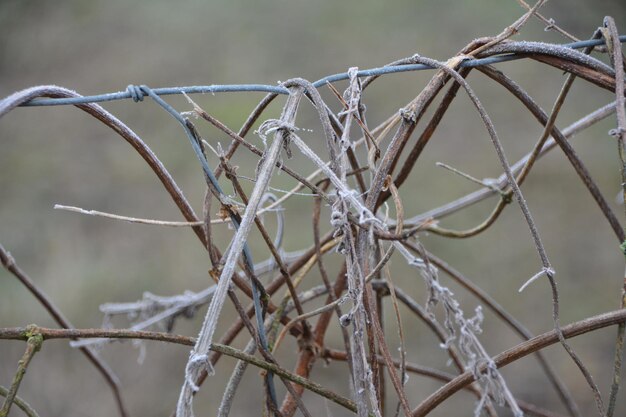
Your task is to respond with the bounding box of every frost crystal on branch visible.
[396,242,523,416]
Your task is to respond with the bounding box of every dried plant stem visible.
[380,181,407,414]
[0,386,40,417]
[373,283,488,409]
[0,332,42,417]
[216,338,257,417]
[213,92,279,179]
[198,229,336,386]
[470,0,548,56]
[276,263,350,417]
[369,56,468,212]
[603,16,626,417]
[0,86,206,247]
[226,286,312,417]
[404,101,617,226]
[385,55,526,415]
[365,293,412,417]
[219,156,307,318]
[0,244,128,417]
[272,295,346,354]
[213,334,358,415]
[411,308,626,416]
[417,54,606,415]
[2,21,626,417]
[480,41,618,91]
[362,183,412,417]
[478,66,624,242]
[422,56,549,266]
[265,238,340,356]
[210,280,336,416]
[426,33,595,257]
[177,85,304,417]
[0,326,360,415]
[54,204,206,226]
[380,67,470,207]
[190,99,335,207]
[217,278,342,417]
[323,349,567,417]
[515,0,579,42]
[423,249,580,417]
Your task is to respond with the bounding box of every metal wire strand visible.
[17,36,626,108]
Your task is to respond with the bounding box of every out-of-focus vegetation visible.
[1,1,625,416]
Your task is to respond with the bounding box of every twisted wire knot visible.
[126,84,146,102]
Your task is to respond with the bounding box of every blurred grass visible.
[1,0,626,416]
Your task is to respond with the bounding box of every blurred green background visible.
[1,0,625,416]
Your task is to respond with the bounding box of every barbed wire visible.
[18,36,626,108]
